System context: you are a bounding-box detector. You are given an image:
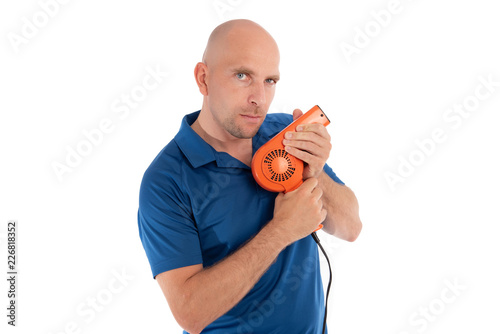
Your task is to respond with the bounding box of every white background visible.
[1,0,499,333]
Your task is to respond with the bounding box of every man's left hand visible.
[282,108,332,180]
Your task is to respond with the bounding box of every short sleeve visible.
[138,168,203,279]
[323,163,345,185]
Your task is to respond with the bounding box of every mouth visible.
[240,114,262,124]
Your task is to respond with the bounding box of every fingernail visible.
[285,132,292,139]
[296,125,304,131]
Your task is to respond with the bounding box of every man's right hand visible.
[270,177,327,245]
[156,180,326,334]
[156,179,324,334]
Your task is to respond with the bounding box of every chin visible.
[232,125,261,139]
[225,117,263,139]
[243,121,264,138]
[234,130,258,139]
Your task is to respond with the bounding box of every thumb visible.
[292,108,303,121]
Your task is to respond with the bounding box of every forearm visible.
[180,221,289,333]
[318,171,362,241]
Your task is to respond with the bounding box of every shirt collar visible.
[174,110,270,169]
[174,111,217,168]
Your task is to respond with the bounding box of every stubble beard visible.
[223,115,263,139]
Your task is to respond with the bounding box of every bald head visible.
[193,19,280,141]
[202,19,279,67]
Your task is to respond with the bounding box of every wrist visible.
[262,218,293,250]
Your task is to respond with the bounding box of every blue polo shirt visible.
[138,110,344,333]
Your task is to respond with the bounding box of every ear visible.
[194,62,209,96]
[292,108,303,121]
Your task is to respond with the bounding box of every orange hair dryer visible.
[251,105,330,229]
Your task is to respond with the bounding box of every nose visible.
[248,82,266,107]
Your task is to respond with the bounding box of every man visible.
[138,19,362,333]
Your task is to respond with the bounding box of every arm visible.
[157,178,326,334]
[283,109,362,242]
[317,171,362,241]
[157,223,285,334]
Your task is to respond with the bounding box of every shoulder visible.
[143,140,183,181]
[258,113,293,138]
[139,140,188,207]
[264,112,293,128]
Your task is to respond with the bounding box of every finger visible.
[284,130,331,156]
[284,138,326,157]
[284,145,324,167]
[285,128,330,145]
[312,186,323,201]
[284,145,310,161]
[296,123,331,141]
[292,108,303,121]
[301,177,319,192]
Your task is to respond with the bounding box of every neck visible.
[191,108,253,166]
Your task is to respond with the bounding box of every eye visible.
[236,73,247,80]
[265,78,276,85]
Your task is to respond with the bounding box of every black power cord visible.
[311,232,332,334]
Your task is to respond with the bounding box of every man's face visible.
[204,32,280,139]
